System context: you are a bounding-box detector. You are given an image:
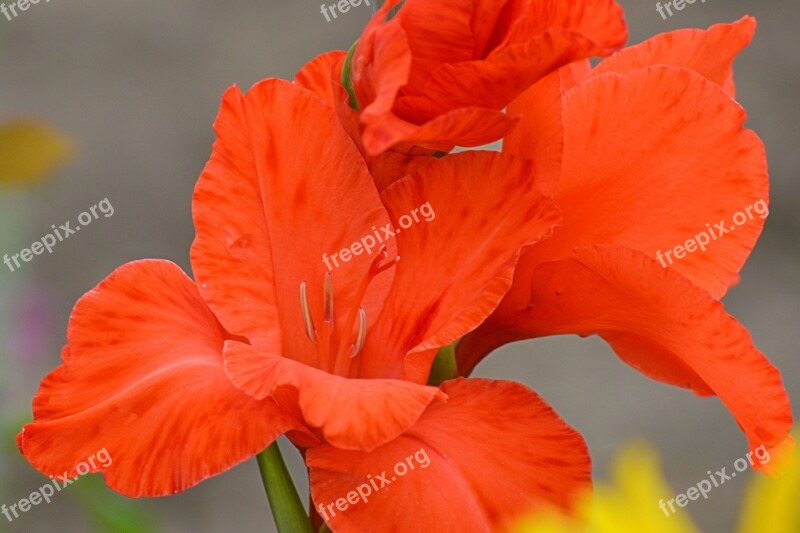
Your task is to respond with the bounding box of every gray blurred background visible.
[0,1,797,531]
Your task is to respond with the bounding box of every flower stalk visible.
[257,442,314,533]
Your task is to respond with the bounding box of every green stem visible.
[427,341,460,387]
[341,40,361,111]
[257,441,313,533]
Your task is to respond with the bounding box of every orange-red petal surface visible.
[504,66,574,198]
[362,152,560,382]
[308,378,591,532]
[18,260,299,497]
[223,341,443,451]
[465,247,792,458]
[191,80,396,369]
[593,17,756,97]
[405,0,626,116]
[354,0,627,154]
[295,52,440,190]
[524,66,768,299]
[295,50,345,107]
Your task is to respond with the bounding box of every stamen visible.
[323,271,334,331]
[369,245,401,277]
[351,308,367,357]
[299,281,317,343]
[300,246,400,376]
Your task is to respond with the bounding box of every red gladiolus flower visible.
[17,78,591,528]
[350,0,628,156]
[457,17,794,460]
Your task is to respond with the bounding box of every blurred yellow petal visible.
[738,430,800,533]
[514,442,699,533]
[586,442,699,533]
[0,119,72,185]
[515,505,583,533]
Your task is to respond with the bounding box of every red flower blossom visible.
[308,378,591,532]
[17,78,590,529]
[457,17,794,459]
[349,0,628,156]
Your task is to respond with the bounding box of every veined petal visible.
[191,80,395,369]
[223,341,443,451]
[528,66,768,299]
[352,0,411,110]
[410,30,614,118]
[507,0,628,54]
[17,260,300,497]
[295,52,439,190]
[593,17,756,97]
[363,152,560,382]
[363,104,517,155]
[354,0,626,155]
[505,72,563,197]
[308,378,591,532]
[465,247,792,459]
[356,18,414,155]
[295,50,346,107]
[395,0,626,114]
[503,17,756,200]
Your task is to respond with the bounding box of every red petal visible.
[503,17,755,198]
[363,104,517,155]
[507,0,628,54]
[191,80,396,370]
[361,152,560,382]
[393,0,476,93]
[352,0,411,109]
[467,247,793,456]
[295,50,346,106]
[593,17,756,97]
[411,12,625,119]
[17,260,300,497]
[356,18,415,154]
[308,378,591,532]
[528,66,768,298]
[504,59,593,198]
[223,341,443,451]
[355,0,626,154]
[295,52,439,190]
[396,0,626,113]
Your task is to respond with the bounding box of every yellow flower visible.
[738,432,800,533]
[0,119,72,186]
[515,433,799,533]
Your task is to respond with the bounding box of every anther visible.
[299,281,317,343]
[351,308,367,357]
[370,245,400,277]
[323,271,334,331]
